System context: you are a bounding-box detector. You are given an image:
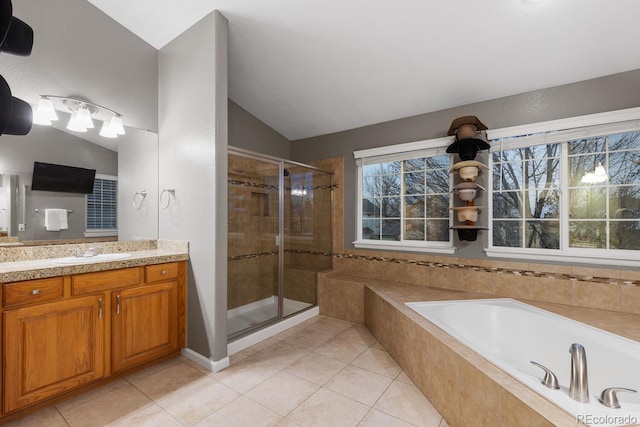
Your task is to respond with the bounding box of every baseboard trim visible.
[181,347,230,372]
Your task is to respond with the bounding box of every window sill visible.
[353,240,456,255]
[84,230,118,238]
[485,247,640,268]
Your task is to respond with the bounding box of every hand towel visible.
[45,209,68,231]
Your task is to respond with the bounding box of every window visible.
[85,175,117,237]
[487,108,640,266]
[354,137,455,254]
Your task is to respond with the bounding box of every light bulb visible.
[99,120,118,138]
[108,115,125,135]
[66,112,88,132]
[76,106,94,129]
[32,97,58,125]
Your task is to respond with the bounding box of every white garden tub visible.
[405,298,640,427]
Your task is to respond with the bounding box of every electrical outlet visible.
[18,223,25,231]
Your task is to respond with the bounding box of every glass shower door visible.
[227,153,281,337]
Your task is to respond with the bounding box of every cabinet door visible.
[111,281,178,372]
[3,295,105,413]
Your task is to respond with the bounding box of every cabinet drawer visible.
[4,277,64,307]
[145,263,178,283]
[72,267,141,295]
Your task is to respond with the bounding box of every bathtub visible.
[405,298,640,427]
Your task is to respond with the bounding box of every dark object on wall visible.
[31,161,97,194]
[447,115,488,137]
[0,75,31,135]
[450,226,489,242]
[0,0,34,136]
[446,137,490,161]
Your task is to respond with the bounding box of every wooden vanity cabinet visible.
[1,261,186,415]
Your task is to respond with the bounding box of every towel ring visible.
[132,190,148,210]
[160,189,175,209]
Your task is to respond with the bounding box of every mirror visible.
[0,119,158,245]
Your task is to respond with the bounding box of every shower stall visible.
[227,147,333,339]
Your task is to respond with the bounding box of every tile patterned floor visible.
[6,316,449,427]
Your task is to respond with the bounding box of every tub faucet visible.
[569,343,589,402]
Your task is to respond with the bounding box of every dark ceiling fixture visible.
[0,0,34,136]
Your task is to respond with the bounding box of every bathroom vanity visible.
[0,241,188,419]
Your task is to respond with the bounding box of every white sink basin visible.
[51,253,132,264]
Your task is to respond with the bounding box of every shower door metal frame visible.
[228,146,333,340]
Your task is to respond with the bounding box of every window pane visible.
[381,174,401,196]
[362,198,381,218]
[404,172,425,195]
[382,197,400,217]
[404,219,425,240]
[493,221,522,247]
[608,132,640,151]
[493,148,522,163]
[381,220,401,241]
[404,158,425,171]
[493,192,522,219]
[363,164,380,176]
[569,188,606,219]
[363,176,380,197]
[362,219,380,240]
[493,161,523,191]
[525,144,559,160]
[569,154,606,187]
[525,189,559,219]
[525,221,559,249]
[404,196,424,218]
[427,220,449,242]
[569,137,606,155]
[426,170,450,194]
[425,155,450,170]
[569,221,606,248]
[525,158,559,191]
[609,150,640,185]
[610,221,640,250]
[426,195,449,218]
[610,186,640,219]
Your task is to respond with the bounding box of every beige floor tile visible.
[125,357,185,382]
[314,337,368,363]
[128,360,207,400]
[306,317,354,336]
[154,376,240,425]
[325,365,393,406]
[357,409,414,427]
[370,340,385,351]
[288,388,369,427]
[56,379,129,412]
[277,419,301,427]
[337,324,378,347]
[283,328,334,349]
[352,348,401,378]
[195,396,282,427]
[58,382,153,427]
[439,418,451,427]
[249,341,309,369]
[246,371,319,416]
[107,404,182,426]
[285,353,347,385]
[395,371,415,385]
[374,381,442,427]
[211,357,282,394]
[3,407,68,427]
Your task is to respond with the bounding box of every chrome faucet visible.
[569,343,589,402]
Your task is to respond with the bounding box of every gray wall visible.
[2,0,158,132]
[229,100,290,159]
[0,126,117,241]
[159,12,228,364]
[290,69,640,260]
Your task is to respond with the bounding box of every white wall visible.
[158,11,229,363]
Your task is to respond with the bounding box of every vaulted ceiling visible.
[88,0,640,140]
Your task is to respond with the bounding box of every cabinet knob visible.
[31,289,40,295]
[161,270,168,275]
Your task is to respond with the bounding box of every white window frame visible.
[84,174,118,237]
[353,136,456,254]
[485,107,640,267]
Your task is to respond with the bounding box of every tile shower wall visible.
[316,156,640,319]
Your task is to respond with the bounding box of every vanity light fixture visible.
[32,95,125,137]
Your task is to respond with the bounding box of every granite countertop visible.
[0,240,189,284]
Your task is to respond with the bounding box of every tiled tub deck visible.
[321,276,640,427]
